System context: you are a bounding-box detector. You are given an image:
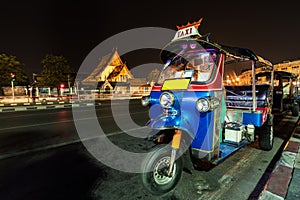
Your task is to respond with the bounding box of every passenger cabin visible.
[222,47,273,127]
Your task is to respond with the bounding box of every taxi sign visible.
[172,18,203,41]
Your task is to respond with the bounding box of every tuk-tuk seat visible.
[224,84,271,108]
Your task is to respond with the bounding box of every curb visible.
[0,96,143,112]
[259,123,300,200]
[1,102,62,107]
[0,102,98,112]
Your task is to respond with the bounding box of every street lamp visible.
[10,73,16,101]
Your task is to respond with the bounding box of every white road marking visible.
[0,110,146,131]
[0,126,148,160]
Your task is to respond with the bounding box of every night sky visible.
[1,0,300,78]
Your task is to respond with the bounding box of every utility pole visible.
[67,74,72,94]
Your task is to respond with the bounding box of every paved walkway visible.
[259,121,300,200]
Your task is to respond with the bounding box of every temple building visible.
[81,49,153,95]
[81,49,134,93]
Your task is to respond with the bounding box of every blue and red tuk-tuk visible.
[140,19,274,195]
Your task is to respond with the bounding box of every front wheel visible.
[141,145,183,195]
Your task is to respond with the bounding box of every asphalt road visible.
[0,100,298,200]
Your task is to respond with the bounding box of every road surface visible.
[0,100,297,200]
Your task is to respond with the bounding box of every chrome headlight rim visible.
[196,98,210,112]
[159,92,175,108]
[196,97,220,112]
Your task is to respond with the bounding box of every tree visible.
[40,54,73,94]
[0,53,30,86]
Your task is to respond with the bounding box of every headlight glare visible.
[209,97,220,110]
[141,96,150,107]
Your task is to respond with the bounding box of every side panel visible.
[242,112,263,127]
[190,91,224,152]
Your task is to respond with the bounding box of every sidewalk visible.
[259,120,300,200]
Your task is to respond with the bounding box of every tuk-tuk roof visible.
[257,70,298,79]
[222,45,272,67]
[275,70,298,78]
[160,37,273,69]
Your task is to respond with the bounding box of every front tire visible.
[141,145,183,195]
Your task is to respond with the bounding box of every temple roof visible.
[81,49,133,85]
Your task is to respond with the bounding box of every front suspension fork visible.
[168,129,182,176]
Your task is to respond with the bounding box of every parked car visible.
[39,95,63,103]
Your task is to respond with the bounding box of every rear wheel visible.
[141,145,183,195]
[291,103,299,116]
[258,114,274,151]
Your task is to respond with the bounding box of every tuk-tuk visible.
[256,70,299,116]
[258,71,299,117]
[140,19,274,195]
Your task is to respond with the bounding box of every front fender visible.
[146,114,195,139]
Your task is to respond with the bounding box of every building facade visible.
[274,59,300,76]
[224,59,300,85]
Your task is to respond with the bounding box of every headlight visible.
[196,98,210,112]
[160,92,175,108]
[196,97,220,112]
[141,96,150,107]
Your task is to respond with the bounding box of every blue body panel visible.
[243,112,263,127]
[215,140,248,164]
[148,90,222,152]
[147,89,265,157]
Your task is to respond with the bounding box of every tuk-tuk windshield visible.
[157,51,218,84]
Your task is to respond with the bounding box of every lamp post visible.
[10,73,15,102]
[11,80,15,102]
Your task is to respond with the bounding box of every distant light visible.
[190,43,197,49]
[181,44,188,49]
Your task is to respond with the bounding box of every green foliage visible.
[0,53,30,86]
[40,54,72,88]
